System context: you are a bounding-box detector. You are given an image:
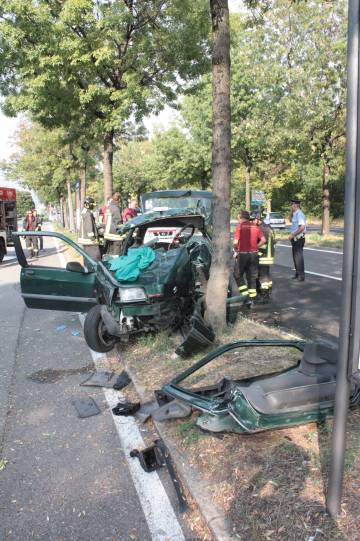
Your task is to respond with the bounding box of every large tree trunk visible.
[67,179,75,232]
[205,0,231,333]
[245,164,251,211]
[103,131,114,201]
[321,157,331,236]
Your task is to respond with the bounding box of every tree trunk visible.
[267,199,272,212]
[103,131,114,201]
[60,196,65,228]
[205,0,231,333]
[245,164,251,211]
[321,157,331,236]
[67,179,75,232]
[62,196,69,230]
[80,164,86,209]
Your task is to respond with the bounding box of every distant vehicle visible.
[266,211,286,229]
[0,187,17,262]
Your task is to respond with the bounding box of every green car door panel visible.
[13,231,98,312]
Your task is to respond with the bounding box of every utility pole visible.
[326,0,360,517]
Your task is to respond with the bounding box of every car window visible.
[21,233,88,270]
[270,213,284,219]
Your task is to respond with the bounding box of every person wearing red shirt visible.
[233,210,266,302]
[122,199,138,223]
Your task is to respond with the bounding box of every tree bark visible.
[321,156,331,236]
[80,164,86,209]
[245,164,251,211]
[267,199,272,212]
[103,131,114,201]
[205,0,231,333]
[62,196,69,230]
[67,179,75,232]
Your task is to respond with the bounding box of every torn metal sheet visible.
[152,400,192,422]
[80,370,114,387]
[72,397,101,418]
[113,370,131,390]
[161,339,360,434]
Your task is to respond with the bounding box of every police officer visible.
[78,197,101,262]
[289,197,306,281]
[233,210,266,304]
[251,211,275,302]
[104,192,125,255]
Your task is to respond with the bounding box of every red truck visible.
[0,187,17,262]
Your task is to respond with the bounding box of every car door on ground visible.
[13,231,98,312]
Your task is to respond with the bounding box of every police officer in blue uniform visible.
[288,197,306,281]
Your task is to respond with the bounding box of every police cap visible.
[290,197,301,205]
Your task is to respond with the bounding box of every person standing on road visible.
[23,209,39,258]
[288,197,306,281]
[104,192,125,255]
[233,210,266,303]
[32,209,43,252]
[122,199,138,223]
[251,211,275,302]
[78,197,101,263]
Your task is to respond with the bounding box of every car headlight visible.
[118,287,147,302]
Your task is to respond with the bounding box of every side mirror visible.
[66,261,86,273]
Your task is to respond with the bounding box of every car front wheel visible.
[84,305,118,353]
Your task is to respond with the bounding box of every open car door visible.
[13,231,98,312]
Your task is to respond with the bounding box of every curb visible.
[122,357,237,541]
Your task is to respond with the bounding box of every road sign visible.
[251,190,265,204]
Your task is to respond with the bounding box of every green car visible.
[14,201,243,355]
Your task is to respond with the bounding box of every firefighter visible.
[251,211,275,303]
[23,209,39,258]
[104,192,125,255]
[233,210,266,304]
[78,197,101,263]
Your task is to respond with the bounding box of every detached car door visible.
[13,231,98,312]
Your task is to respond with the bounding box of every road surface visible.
[0,239,186,541]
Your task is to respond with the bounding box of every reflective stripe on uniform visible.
[248,288,257,298]
[259,257,274,265]
[78,237,98,246]
[239,285,249,297]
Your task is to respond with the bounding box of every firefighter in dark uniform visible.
[251,211,275,303]
[233,210,266,304]
[78,197,101,263]
[23,209,39,258]
[104,192,126,255]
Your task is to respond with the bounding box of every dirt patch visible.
[27,364,93,383]
[120,316,360,541]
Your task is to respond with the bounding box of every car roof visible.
[118,208,205,233]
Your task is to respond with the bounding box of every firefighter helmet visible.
[84,197,95,210]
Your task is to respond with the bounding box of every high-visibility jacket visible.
[104,201,124,241]
[258,223,275,265]
[78,208,99,246]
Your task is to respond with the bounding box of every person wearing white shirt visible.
[288,197,306,281]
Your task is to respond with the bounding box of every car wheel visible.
[0,240,5,263]
[84,305,118,353]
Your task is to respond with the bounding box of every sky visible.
[0,0,242,191]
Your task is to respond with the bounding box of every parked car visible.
[13,202,244,357]
[266,211,286,229]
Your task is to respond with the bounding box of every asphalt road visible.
[250,242,343,345]
[0,240,186,541]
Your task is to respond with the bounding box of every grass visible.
[275,230,343,250]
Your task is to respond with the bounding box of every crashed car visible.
[160,339,360,433]
[13,202,244,355]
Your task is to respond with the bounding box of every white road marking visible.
[305,270,342,281]
[52,234,184,541]
[277,243,343,255]
[79,315,185,541]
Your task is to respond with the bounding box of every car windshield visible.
[270,212,284,219]
[143,196,212,219]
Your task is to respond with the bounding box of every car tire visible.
[0,240,5,263]
[84,305,118,353]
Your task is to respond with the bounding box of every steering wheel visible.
[168,224,195,250]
